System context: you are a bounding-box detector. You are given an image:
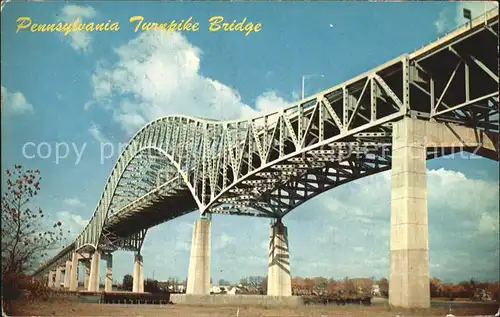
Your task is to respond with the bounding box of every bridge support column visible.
[48,270,55,288]
[83,260,91,289]
[64,261,71,289]
[186,217,211,295]
[132,254,144,293]
[69,252,79,291]
[55,267,63,289]
[389,117,430,308]
[267,219,292,296]
[102,253,113,292]
[88,251,101,292]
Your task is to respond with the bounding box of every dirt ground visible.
[4,298,499,317]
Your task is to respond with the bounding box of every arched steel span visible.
[35,9,498,275]
[75,56,406,252]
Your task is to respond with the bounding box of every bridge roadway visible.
[34,9,499,308]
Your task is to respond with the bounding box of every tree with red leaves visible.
[1,165,67,275]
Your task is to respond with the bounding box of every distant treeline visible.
[116,274,500,301]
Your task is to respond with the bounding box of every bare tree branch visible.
[2,165,68,275]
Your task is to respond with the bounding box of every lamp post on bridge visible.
[301,74,324,100]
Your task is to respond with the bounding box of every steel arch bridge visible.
[35,9,498,277]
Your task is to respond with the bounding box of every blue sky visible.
[1,1,498,285]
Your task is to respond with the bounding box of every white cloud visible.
[435,10,450,34]
[317,167,498,227]
[1,86,34,115]
[59,5,97,52]
[142,220,193,255]
[435,2,498,35]
[214,232,235,250]
[83,101,93,111]
[55,210,88,238]
[427,168,499,216]
[62,197,85,208]
[315,225,338,244]
[88,123,109,143]
[254,91,289,113]
[290,90,300,101]
[478,212,499,234]
[90,31,290,136]
[174,240,191,252]
[309,167,498,280]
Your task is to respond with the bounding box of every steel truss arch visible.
[75,135,204,250]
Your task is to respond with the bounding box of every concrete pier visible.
[48,270,55,288]
[103,253,113,292]
[186,217,211,295]
[390,117,430,308]
[387,117,493,308]
[64,261,71,289]
[267,219,292,296]
[132,254,144,293]
[55,267,63,289]
[83,260,91,289]
[88,251,101,292]
[69,252,79,291]
[388,117,493,308]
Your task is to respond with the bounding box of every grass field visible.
[5,298,499,317]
